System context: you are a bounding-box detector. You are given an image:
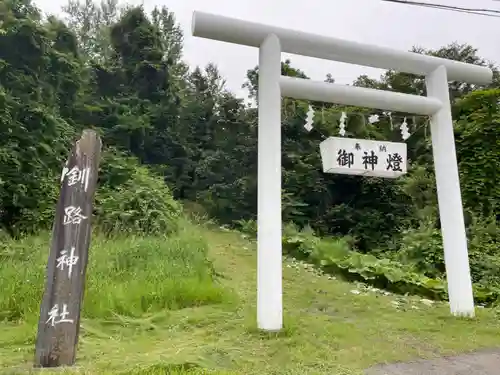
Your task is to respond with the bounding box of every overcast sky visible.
[36,0,500,99]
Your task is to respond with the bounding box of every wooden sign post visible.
[34,130,102,367]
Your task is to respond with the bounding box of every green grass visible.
[2,225,500,375]
[0,221,230,323]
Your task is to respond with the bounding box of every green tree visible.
[454,89,500,218]
[0,0,80,234]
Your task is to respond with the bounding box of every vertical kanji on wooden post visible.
[34,129,102,367]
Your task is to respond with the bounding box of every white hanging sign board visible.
[319,137,407,178]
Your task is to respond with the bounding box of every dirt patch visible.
[365,348,500,375]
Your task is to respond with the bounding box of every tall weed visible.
[0,222,230,322]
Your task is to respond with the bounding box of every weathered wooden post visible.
[34,129,102,367]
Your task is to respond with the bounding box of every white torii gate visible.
[191,11,493,332]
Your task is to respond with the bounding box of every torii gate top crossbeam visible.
[192,11,492,85]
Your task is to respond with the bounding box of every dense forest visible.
[0,0,498,302]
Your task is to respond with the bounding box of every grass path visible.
[2,227,500,374]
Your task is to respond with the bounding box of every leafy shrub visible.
[283,222,355,259]
[234,219,257,237]
[12,170,62,232]
[282,223,319,259]
[95,150,182,235]
[280,223,500,305]
[311,241,447,300]
[396,215,500,290]
[467,216,500,287]
[282,225,447,299]
[396,223,444,278]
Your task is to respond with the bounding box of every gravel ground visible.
[365,348,500,375]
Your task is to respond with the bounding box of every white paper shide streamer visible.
[304,105,314,132]
[339,111,347,136]
[400,117,410,140]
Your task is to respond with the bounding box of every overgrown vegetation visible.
[233,218,500,305]
[278,221,500,305]
[0,220,230,323]
[95,150,183,235]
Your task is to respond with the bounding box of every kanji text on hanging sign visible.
[319,137,407,178]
